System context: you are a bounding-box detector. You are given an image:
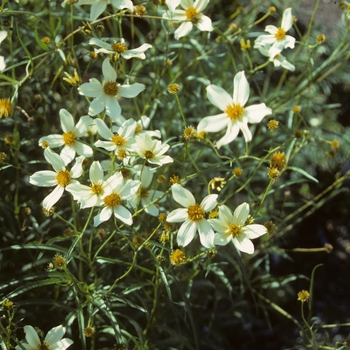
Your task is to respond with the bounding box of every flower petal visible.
[281,8,293,31]
[233,202,249,225]
[167,208,188,222]
[196,15,213,31]
[174,22,193,40]
[23,326,40,347]
[43,185,64,210]
[102,58,117,82]
[177,220,197,247]
[94,207,112,226]
[118,83,145,98]
[206,84,233,111]
[197,113,228,133]
[197,219,214,248]
[171,184,195,207]
[113,205,133,225]
[200,194,218,212]
[216,121,240,149]
[59,109,75,132]
[29,170,58,187]
[45,325,65,345]
[245,103,272,123]
[243,224,267,239]
[233,71,249,106]
[234,235,255,254]
[214,231,232,246]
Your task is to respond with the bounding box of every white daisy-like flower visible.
[66,160,109,208]
[128,165,166,216]
[257,46,295,71]
[0,31,7,71]
[77,0,134,21]
[89,37,152,60]
[197,71,272,148]
[135,133,173,166]
[39,108,93,164]
[209,203,267,254]
[15,325,73,350]
[134,115,161,138]
[167,184,218,248]
[94,118,137,162]
[78,58,145,121]
[29,148,84,210]
[93,171,139,226]
[164,0,213,40]
[254,7,295,52]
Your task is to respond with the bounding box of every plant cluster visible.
[1,0,350,349]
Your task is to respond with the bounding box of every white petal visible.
[113,205,133,225]
[30,171,57,187]
[121,44,152,60]
[196,15,213,32]
[0,56,6,71]
[95,119,113,140]
[89,37,111,50]
[206,84,233,111]
[43,185,64,210]
[90,161,103,184]
[94,207,112,226]
[264,25,278,35]
[105,96,122,117]
[90,1,107,20]
[44,148,66,171]
[78,81,102,98]
[52,338,74,348]
[89,97,105,116]
[60,146,76,164]
[166,0,181,11]
[218,204,234,227]
[197,219,214,248]
[23,326,40,347]
[167,208,188,222]
[245,103,272,123]
[73,141,93,158]
[237,121,252,142]
[174,22,193,40]
[214,232,232,246]
[171,184,195,207]
[75,115,93,136]
[216,121,240,149]
[102,58,117,81]
[281,8,293,31]
[194,0,209,12]
[70,156,85,178]
[200,194,218,212]
[45,325,64,344]
[118,83,145,98]
[243,224,267,239]
[234,235,255,254]
[0,31,7,44]
[59,109,75,132]
[39,135,63,148]
[197,113,229,133]
[233,71,249,106]
[254,34,276,47]
[233,202,249,225]
[177,220,197,247]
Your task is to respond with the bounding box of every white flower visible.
[167,184,218,248]
[254,8,295,52]
[78,58,145,122]
[197,71,272,148]
[66,161,110,208]
[15,325,73,350]
[77,0,134,21]
[164,0,213,40]
[134,115,161,138]
[209,203,267,254]
[29,148,84,210]
[89,37,152,59]
[258,46,295,71]
[0,31,7,71]
[128,165,166,216]
[39,109,93,163]
[93,172,139,226]
[135,133,173,166]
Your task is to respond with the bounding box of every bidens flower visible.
[15,325,73,350]
[89,37,152,59]
[164,0,213,40]
[29,148,84,210]
[197,71,272,148]
[39,108,93,163]
[78,58,145,122]
[208,203,267,254]
[167,184,218,248]
[254,7,295,52]
[0,31,7,71]
[257,46,295,71]
[77,0,134,21]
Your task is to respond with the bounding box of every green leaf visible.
[34,27,49,51]
[159,266,172,301]
[287,166,319,183]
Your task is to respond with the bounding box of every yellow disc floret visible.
[90,183,103,195]
[225,103,244,120]
[275,27,286,41]
[112,134,126,146]
[185,7,200,24]
[187,204,204,222]
[104,193,121,208]
[229,223,242,237]
[103,82,119,96]
[111,41,128,53]
[56,169,71,187]
[63,131,77,146]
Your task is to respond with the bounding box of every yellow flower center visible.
[225,103,244,120]
[111,41,128,53]
[56,169,71,187]
[0,98,13,119]
[228,223,242,237]
[103,82,119,96]
[37,341,50,350]
[185,6,200,24]
[274,27,286,41]
[187,203,204,222]
[90,183,103,195]
[62,131,77,146]
[140,187,148,199]
[117,149,127,160]
[104,193,121,208]
[112,134,126,146]
[135,124,142,133]
[144,150,154,159]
